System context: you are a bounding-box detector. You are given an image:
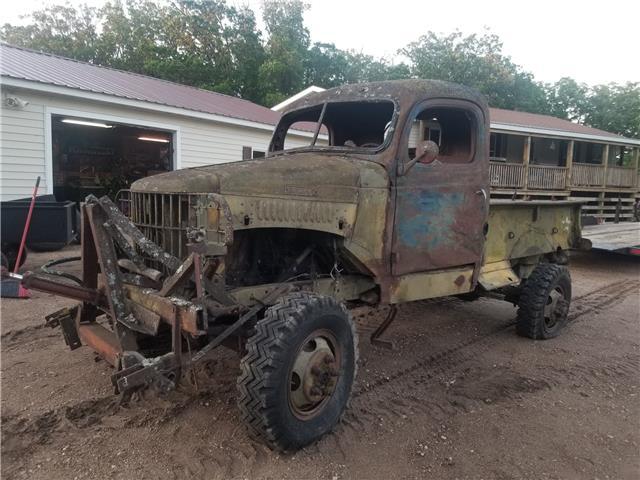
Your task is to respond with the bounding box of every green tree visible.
[1,2,99,62]
[582,83,640,139]
[544,77,588,122]
[259,0,310,106]
[402,30,548,113]
[304,42,349,88]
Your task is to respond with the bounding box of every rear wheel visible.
[516,263,571,339]
[237,292,357,451]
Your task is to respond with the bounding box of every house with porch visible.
[488,108,639,221]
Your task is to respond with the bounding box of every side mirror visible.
[398,140,439,176]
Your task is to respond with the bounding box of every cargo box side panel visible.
[485,201,582,264]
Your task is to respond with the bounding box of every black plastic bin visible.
[1,197,77,251]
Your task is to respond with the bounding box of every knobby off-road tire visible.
[237,292,358,451]
[517,263,572,339]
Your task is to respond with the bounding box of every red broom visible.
[4,176,41,298]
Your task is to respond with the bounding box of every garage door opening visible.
[51,115,175,202]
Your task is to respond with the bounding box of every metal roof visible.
[0,43,281,127]
[489,108,627,140]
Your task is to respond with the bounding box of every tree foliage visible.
[1,1,638,137]
[403,31,530,110]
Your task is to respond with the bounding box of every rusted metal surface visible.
[98,195,182,273]
[159,253,195,297]
[113,352,178,394]
[122,284,204,336]
[129,303,161,336]
[117,259,163,283]
[103,219,145,267]
[121,273,161,289]
[128,192,233,262]
[45,307,81,350]
[77,322,121,367]
[369,306,398,349]
[484,200,583,265]
[21,272,105,305]
[22,79,586,406]
[80,206,99,323]
[391,99,489,278]
[190,282,292,363]
[86,204,138,349]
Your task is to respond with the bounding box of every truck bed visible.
[485,199,583,264]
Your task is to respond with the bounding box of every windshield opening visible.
[271,100,396,153]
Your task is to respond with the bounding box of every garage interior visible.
[51,115,174,203]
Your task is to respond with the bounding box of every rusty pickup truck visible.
[17,79,584,451]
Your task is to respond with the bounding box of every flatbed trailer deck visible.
[582,222,640,256]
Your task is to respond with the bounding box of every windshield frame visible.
[268,98,399,157]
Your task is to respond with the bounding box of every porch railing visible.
[606,166,636,188]
[489,162,525,188]
[570,164,605,187]
[527,165,567,190]
[490,161,638,191]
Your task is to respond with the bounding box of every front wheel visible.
[237,292,358,451]
[516,263,571,339]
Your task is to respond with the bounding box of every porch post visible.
[566,140,574,189]
[602,144,610,188]
[633,147,639,189]
[523,136,531,190]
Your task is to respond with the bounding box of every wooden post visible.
[633,147,639,189]
[598,191,605,222]
[566,140,574,189]
[523,136,531,191]
[602,144,610,188]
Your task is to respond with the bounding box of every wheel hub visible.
[544,287,569,327]
[290,336,340,417]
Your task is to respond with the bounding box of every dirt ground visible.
[1,247,638,479]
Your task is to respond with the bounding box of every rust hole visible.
[454,275,465,287]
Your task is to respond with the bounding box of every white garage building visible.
[0,44,316,202]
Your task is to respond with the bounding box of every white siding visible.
[0,87,313,200]
[408,121,421,149]
[0,92,47,198]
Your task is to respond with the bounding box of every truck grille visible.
[130,192,203,261]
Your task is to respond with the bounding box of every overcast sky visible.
[3,0,638,85]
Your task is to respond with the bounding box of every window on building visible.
[573,142,604,165]
[490,133,526,163]
[608,145,634,166]
[530,137,569,166]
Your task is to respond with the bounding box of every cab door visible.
[391,99,489,277]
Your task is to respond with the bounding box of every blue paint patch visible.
[397,190,465,249]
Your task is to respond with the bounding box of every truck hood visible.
[130,153,388,203]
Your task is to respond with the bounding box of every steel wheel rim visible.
[288,329,341,420]
[543,285,569,330]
